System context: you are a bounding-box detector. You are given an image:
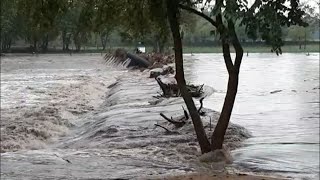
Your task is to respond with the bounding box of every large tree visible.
[1,0,20,51]
[166,0,307,153]
[17,0,65,52]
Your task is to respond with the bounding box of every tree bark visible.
[73,32,81,52]
[211,73,238,150]
[41,34,49,52]
[211,17,243,150]
[299,37,302,49]
[100,34,107,50]
[62,30,67,51]
[177,2,244,151]
[33,39,38,52]
[166,0,211,154]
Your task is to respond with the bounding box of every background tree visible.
[56,0,77,51]
[166,0,212,153]
[285,2,320,49]
[93,0,121,50]
[1,0,20,51]
[17,0,65,52]
[72,0,95,51]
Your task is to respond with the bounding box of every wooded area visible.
[1,0,319,53]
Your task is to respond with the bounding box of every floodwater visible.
[0,53,319,179]
[0,54,249,179]
[184,53,320,179]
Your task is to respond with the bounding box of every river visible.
[184,53,319,179]
[0,53,319,179]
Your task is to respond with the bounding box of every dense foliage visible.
[0,0,318,52]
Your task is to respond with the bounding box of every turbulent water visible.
[0,53,319,179]
[0,54,249,179]
[184,53,320,179]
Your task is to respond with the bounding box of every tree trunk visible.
[74,33,81,52]
[8,39,11,50]
[41,34,49,52]
[166,0,211,154]
[299,37,302,49]
[304,30,307,50]
[62,30,66,51]
[100,34,107,50]
[33,40,38,52]
[211,73,238,150]
[211,17,243,150]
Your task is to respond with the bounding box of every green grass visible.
[182,44,320,54]
[5,44,319,54]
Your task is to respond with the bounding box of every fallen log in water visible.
[126,53,151,68]
[156,98,207,132]
[104,48,151,68]
[155,75,204,98]
[149,65,174,78]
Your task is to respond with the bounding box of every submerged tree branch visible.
[154,124,171,132]
[160,113,186,127]
[198,97,205,114]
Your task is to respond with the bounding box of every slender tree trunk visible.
[178,3,243,151]
[41,34,49,52]
[211,17,243,150]
[8,39,12,50]
[33,39,38,52]
[100,34,107,50]
[62,30,66,51]
[211,73,238,150]
[166,0,211,154]
[66,34,71,50]
[74,32,81,52]
[304,30,307,50]
[299,37,302,49]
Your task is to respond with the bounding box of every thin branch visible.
[154,124,171,132]
[160,113,186,127]
[198,97,205,113]
[228,20,243,70]
[198,84,204,93]
[209,116,212,131]
[54,154,71,164]
[182,106,189,119]
[178,4,218,27]
[155,77,167,96]
[216,14,234,72]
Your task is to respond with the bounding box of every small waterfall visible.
[104,56,132,69]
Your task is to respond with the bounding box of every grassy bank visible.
[183,44,319,53]
[2,43,319,54]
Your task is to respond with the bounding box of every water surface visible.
[1,53,319,179]
[184,53,319,179]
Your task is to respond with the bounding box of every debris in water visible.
[270,90,282,94]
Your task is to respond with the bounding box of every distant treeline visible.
[1,0,319,54]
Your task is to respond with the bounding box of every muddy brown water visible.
[0,53,319,179]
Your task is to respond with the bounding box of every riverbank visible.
[1,42,319,54]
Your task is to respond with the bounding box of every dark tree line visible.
[1,0,317,53]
